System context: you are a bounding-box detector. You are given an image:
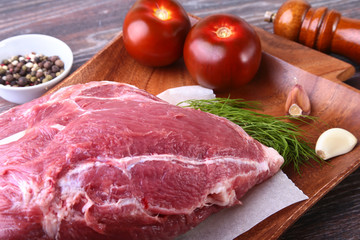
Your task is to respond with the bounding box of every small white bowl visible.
[0,34,73,104]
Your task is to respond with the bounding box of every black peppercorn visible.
[51,65,60,73]
[18,77,28,86]
[5,74,14,82]
[55,59,64,68]
[43,61,52,69]
[14,67,21,73]
[19,70,27,76]
[50,56,59,62]
[10,80,17,86]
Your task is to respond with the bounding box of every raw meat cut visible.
[0,81,284,240]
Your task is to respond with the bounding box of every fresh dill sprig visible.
[180,98,322,173]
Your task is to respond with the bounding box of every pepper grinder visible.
[264,0,360,64]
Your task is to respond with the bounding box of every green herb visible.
[180,98,322,173]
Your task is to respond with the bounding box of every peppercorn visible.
[31,64,39,72]
[50,56,59,62]
[35,71,43,78]
[43,61,52,69]
[10,80,17,86]
[51,65,60,73]
[55,59,64,68]
[19,69,26,76]
[5,74,14,82]
[18,77,28,86]
[13,67,20,73]
[0,52,65,87]
[25,62,33,68]
[14,73,21,79]
[42,75,53,83]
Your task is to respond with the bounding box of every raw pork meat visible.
[0,81,283,240]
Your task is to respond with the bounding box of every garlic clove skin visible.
[285,84,311,117]
[315,128,357,160]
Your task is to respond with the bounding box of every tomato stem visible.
[216,27,232,38]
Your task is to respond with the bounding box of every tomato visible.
[183,14,262,91]
[123,0,191,67]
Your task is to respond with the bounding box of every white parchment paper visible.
[177,170,307,240]
[157,86,308,240]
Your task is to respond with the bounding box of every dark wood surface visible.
[1,0,359,239]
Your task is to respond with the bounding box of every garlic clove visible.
[285,84,311,117]
[315,128,357,160]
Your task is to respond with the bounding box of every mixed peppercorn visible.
[0,53,65,87]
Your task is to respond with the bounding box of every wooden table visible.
[1,0,359,239]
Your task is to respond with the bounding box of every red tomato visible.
[123,0,191,67]
[183,14,262,91]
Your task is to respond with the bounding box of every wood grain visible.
[1,0,360,239]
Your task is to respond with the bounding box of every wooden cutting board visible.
[48,17,360,240]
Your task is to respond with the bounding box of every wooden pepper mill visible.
[265,0,360,64]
